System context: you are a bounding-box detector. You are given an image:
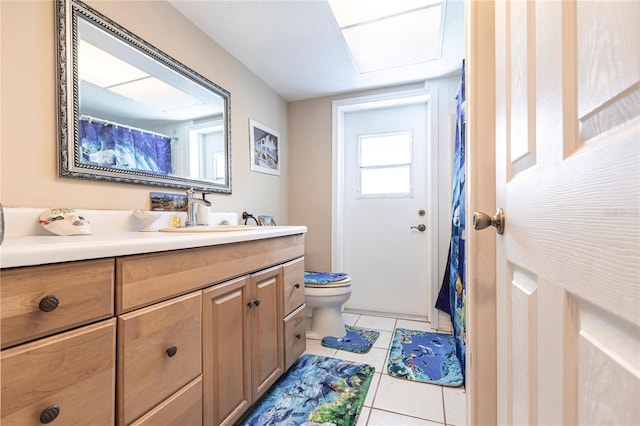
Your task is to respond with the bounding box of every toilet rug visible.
[304,271,349,284]
[238,354,374,426]
[387,328,463,386]
[321,326,380,354]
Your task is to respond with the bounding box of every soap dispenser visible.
[196,194,211,225]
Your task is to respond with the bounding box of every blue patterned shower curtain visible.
[435,60,466,379]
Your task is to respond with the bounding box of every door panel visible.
[343,102,430,317]
[494,0,639,424]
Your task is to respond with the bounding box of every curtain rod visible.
[79,115,175,140]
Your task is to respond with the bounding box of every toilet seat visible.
[304,276,351,289]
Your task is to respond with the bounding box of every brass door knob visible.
[473,208,505,234]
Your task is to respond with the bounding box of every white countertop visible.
[1,226,306,268]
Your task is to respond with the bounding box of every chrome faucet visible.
[185,188,211,227]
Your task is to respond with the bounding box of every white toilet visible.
[304,275,352,339]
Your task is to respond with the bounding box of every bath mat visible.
[321,326,380,354]
[387,328,463,386]
[239,354,374,426]
[304,271,349,284]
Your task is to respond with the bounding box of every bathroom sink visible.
[159,225,260,233]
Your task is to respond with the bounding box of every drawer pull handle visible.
[294,283,301,289]
[166,346,178,358]
[39,295,59,312]
[295,333,302,340]
[40,404,60,424]
[247,299,262,309]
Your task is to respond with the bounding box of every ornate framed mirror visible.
[55,0,232,193]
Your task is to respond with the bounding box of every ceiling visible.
[168,0,466,102]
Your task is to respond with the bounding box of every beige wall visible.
[289,76,461,280]
[0,1,289,223]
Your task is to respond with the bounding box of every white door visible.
[489,0,640,424]
[341,100,432,318]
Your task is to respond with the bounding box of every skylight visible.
[327,0,444,74]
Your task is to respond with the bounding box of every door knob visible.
[410,224,426,232]
[473,208,505,234]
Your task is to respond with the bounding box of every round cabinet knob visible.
[166,346,178,357]
[39,295,59,312]
[295,333,302,340]
[40,405,60,424]
[294,283,301,289]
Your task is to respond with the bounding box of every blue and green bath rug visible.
[321,326,380,354]
[239,354,374,426]
[387,328,463,386]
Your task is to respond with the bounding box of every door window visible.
[357,131,413,198]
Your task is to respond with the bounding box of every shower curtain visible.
[435,60,466,378]
[78,116,173,175]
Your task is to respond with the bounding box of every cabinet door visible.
[250,266,284,402]
[1,319,116,426]
[202,276,251,426]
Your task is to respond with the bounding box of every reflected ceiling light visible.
[327,0,444,73]
[78,41,148,87]
[107,76,205,112]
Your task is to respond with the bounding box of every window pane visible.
[360,132,412,167]
[360,166,411,196]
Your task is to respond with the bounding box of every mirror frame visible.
[55,0,232,194]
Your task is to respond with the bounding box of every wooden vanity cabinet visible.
[1,232,305,426]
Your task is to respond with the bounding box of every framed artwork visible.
[258,215,277,226]
[249,119,280,175]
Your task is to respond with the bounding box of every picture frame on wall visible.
[249,119,280,176]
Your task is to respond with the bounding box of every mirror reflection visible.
[57,0,232,193]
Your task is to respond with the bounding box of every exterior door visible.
[342,100,432,318]
[492,0,640,424]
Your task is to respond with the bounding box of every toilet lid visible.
[304,271,349,284]
[305,276,351,288]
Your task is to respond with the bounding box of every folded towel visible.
[304,271,349,284]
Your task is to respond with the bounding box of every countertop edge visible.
[0,226,307,268]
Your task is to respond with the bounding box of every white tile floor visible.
[303,312,467,426]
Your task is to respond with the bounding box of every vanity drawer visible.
[1,258,114,349]
[117,292,202,426]
[283,256,305,315]
[130,376,202,426]
[116,234,305,313]
[0,318,116,426]
[283,304,306,371]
